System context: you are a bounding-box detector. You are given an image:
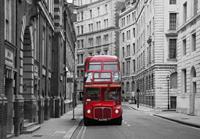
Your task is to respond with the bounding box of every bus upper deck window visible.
[103,62,118,71]
[89,62,101,71]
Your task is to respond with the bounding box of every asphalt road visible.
[71,105,200,139]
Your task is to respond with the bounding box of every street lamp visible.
[137,88,140,108]
[166,75,170,110]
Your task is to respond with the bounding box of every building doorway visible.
[5,76,14,135]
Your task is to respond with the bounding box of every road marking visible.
[76,125,85,139]
[81,127,86,139]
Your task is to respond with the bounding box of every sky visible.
[66,0,73,3]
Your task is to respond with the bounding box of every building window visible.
[122,62,125,75]
[88,38,93,47]
[4,0,12,42]
[105,4,108,13]
[127,30,130,40]
[133,28,135,38]
[96,21,101,30]
[169,39,177,59]
[97,7,100,16]
[104,49,108,55]
[169,13,177,30]
[127,45,130,57]
[90,10,92,18]
[194,0,198,16]
[77,40,80,48]
[192,33,196,52]
[88,23,93,32]
[103,34,109,43]
[182,39,186,55]
[133,60,136,73]
[96,50,101,55]
[81,25,84,34]
[126,82,130,92]
[122,33,125,42]
[127,15,130,24]
[81,40,84,48]
[104,19,108,28]
[121,17,125,27]
[122,47,125,58]
[96,36,101,46]
[133,43,135,55]
[77,26,80,35]
[81,11,83,20]
[182,69,187,93]
[42,27,46,65]
[169,0,176,4]
[183,2,187,23]
[48,35,52,68]
[126,60,130,75]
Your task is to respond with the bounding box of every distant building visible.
[135,0,178,109]
[177,0,200,116]
[74,0,125,95]
[119,0,137,100]
[119,0,178,109]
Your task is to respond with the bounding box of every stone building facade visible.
[0,1,7,139]
[177,0,200,116]
[134,0,178,109]
[119,0,178,109]
[74,0,125,94]
[0,0,76,138]
[119,0,137,100]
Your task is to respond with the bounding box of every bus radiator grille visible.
[94,107,111,120]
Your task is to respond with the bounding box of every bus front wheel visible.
[84,117,90,126]
[115,116,122,125]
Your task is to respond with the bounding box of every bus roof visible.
[85,55,119,63]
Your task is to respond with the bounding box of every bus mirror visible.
[79,92,83,101]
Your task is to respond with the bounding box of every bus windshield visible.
[86,88,100,101]
[104,90,120,101]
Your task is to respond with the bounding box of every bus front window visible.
[105,90,120,101]
[86,88,100,101]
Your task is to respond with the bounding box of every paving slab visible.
[12,104,83,139]
[125,103,200,128]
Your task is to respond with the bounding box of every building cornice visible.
[177,12,200,33]
[120,22,136,32]
[119,6,136,18]
[38,1,54,31]
[135,63,177,79]
[77,26,118,37]
[76,0,112,10]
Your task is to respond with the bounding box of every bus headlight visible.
[87,109,91,114]
[115,109,119,114]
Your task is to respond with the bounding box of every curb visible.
[154,114,200,128]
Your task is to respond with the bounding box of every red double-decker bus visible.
[83,55,122,125]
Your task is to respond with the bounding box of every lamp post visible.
[137,88,140,108]
[166,75,170,110]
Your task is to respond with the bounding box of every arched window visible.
[170,72,177,89]
[191,67,196,77]
[126,82,130,92]
[132,81,135,91]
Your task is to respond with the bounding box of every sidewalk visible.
[125,103,200,128]
[12,104,83,139]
